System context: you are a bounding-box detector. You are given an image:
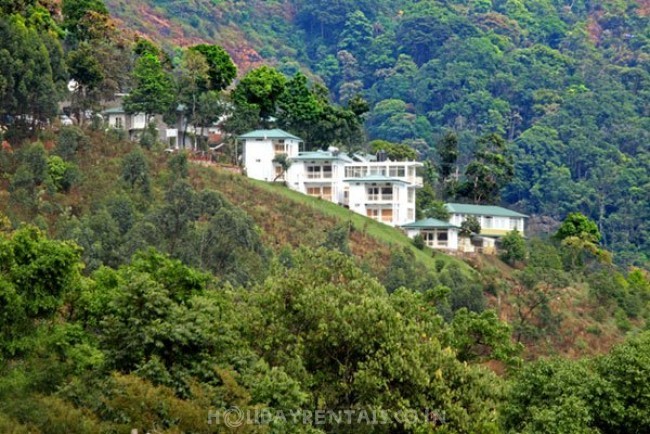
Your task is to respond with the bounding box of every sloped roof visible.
[238,129,301,141]
[445,203,528,218]
[401,218,460,229]
[343,175,409,184]
[290,150,354,163]
[103,106,126,114]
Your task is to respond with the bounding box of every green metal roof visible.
[344,175,409,184]
[102,106,126,114]
[290,151,354,162]
[238,129,301,141]
[445,203,528,218]
[401,218,460,229]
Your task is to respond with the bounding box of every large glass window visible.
[389,166,405,177]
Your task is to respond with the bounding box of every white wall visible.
[346,181,412,226]
[244,138,300,182]
[450,214,526,236]
[404,228,459,250]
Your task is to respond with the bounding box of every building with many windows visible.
[239,129,423,226]
[401,203,528,254]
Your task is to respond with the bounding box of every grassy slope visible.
[189,163,472,274]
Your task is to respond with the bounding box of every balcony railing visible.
[367,194,393,202]
[306,172,333,179]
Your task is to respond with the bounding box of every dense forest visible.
[1,0,650,432]
[105,0,650,268]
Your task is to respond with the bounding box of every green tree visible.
[121,149,150,196]
[554,212,601,244]
[61,0,109,41]
[272,153,291,182]
[124,53,174,123]
[188,44,236,92]
[66,42,104,123]
[461,133,514,204]
[0,15,59,135]
[176,49,209,148]
[368,140,417,161]
[232,66,286,125]
[555,213,610,267]
[500,230,527,265]
[460,215,481,237]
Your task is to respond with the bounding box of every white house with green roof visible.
[402,218,461,250]
[445,203,528,237]
[239,129,303,182]
[239,129,424,226]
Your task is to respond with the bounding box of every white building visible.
[401,203,528,254]
[240,129,302,182]
[402,218,461,251]
[445,203,527,237]
[239,129,423,227]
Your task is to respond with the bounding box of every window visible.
[322,186,332,200]
[381,208,393,223]
[114,116,123,129]
[366,209,380,219]
[423,231,435,246]
[275,166,283,177]
[322,165,332,179]
[369,167,386,176]
[483,216,493,229]
[274,143,285,154]
[306,165,320,179]
[510,218,519,230]
[345,166,366,178]
[407,209,414,221]
[367,187,380,201]
[381,187,393,201]
[437,230,448,246]
[306,186,331,200]
[407,189,415,204]
[389,166,405,177]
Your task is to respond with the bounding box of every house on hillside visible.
[238,129,423,226]
[240,129,303,181]
[102,103,225,149]
[102,106,169,143]
[445,203,527,237]
[402,218,461,251]
[402,204,527,254]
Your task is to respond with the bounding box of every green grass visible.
[247,178,473,273]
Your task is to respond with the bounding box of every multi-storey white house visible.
[239,129,423,227]
[240,129,303,181]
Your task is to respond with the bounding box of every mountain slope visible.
[105,0,650,268]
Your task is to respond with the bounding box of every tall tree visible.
[188,44,236,92]
[461,133,514,204]
[176,49,209,148]
[124,53,174,123]
[232,66,286,125]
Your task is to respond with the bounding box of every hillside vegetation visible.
[106,0,650,267]
[2,0,650,432]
